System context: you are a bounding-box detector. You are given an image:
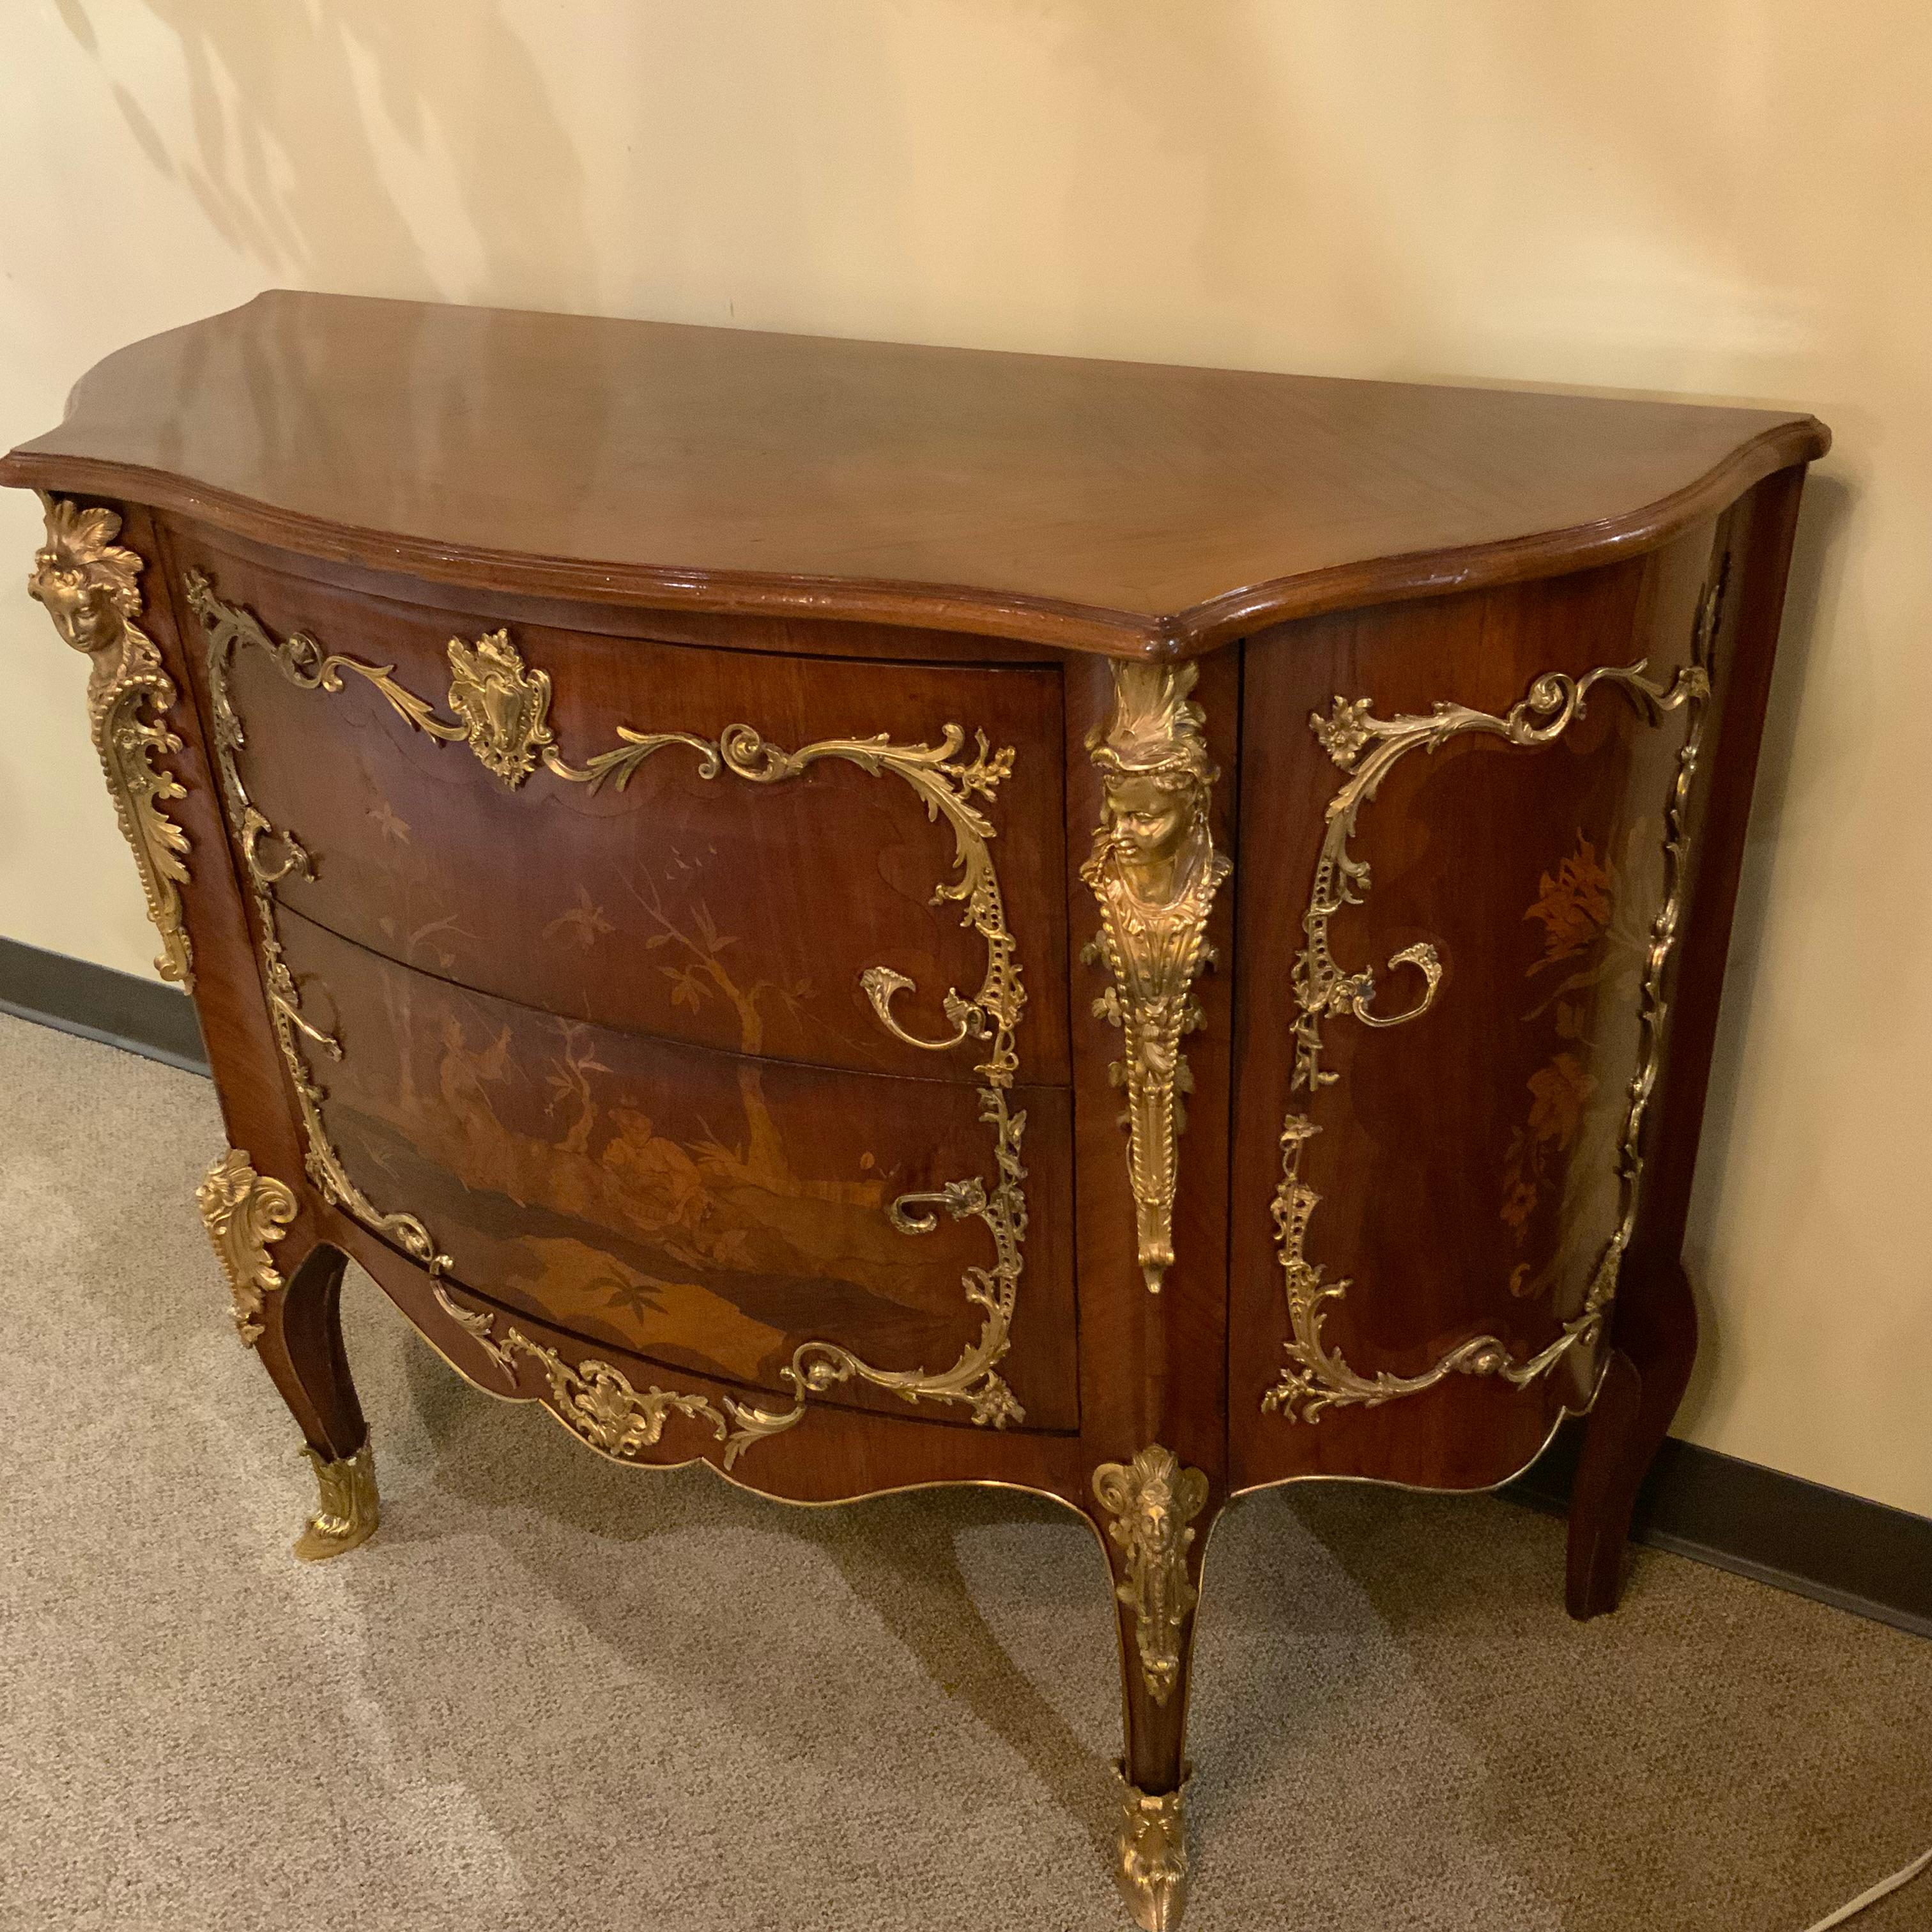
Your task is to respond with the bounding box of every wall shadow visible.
[57,0,593,311]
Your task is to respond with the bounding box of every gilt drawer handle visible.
[861,965,976,1053]
[887,1177,988,1236]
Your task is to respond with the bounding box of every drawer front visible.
[167,527,1071,1089]
[275,908,1077,1431]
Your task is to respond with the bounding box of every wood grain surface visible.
[2,290,1826,656]
[166,525,1073,1083]
[275,905,1080,1430]
[1228,520,1719,1493]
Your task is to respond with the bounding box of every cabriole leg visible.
[269,1245,379,1560]
[1565,1250,1698,1618]
[198,1150,377,1560]
[1091,1445,1214,1930]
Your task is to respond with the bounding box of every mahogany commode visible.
[3,292,1827,1929]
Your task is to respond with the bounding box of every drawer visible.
[169,528,1071,1088]
[275,908,1078,1432]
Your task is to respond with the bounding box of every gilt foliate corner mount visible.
[27,496,194,987]
[1082,664,1231,1293]
[197,1149,299,1347]
[1092,1440,1207,1929]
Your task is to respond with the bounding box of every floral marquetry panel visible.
[1228,523,1725,1487]
[275,907,1078,1430]
[164,528,1073,1087]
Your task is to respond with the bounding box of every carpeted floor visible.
[1,1009,1927,1932]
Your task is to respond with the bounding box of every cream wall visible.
[3,2,1926,1514]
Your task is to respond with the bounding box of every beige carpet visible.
[1,1009,1927,1932]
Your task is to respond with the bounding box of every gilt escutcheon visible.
[446,628,555,785]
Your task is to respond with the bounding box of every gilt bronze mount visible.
[1082,664,1230,1293]
[295,1442,379,1561]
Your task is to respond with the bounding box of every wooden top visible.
[1,291,1826,657]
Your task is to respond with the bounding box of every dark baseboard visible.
[1,935,1925,1638]
[0,934,210,1076]
[1505,1422,1932,1641]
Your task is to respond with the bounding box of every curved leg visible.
[270,1244,379,1561]
[197,1151,377,1561]
[1091,1446,1215,1931]
[1565,1251,1697,1619]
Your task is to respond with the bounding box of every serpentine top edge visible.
[1,291,1828,660]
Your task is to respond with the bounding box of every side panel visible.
[1230,521,1734,1491]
